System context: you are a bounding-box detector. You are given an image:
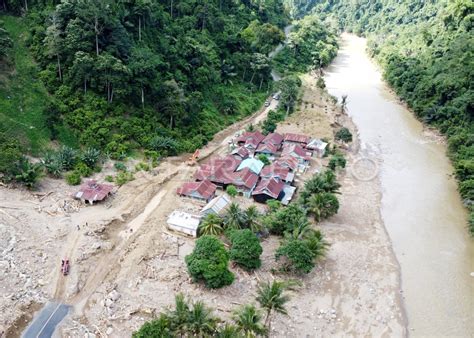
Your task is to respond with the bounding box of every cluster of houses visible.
[169,130,327,237]
[176,131,327,205]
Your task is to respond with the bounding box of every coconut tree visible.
[245,206,263,233]
[256,281,290,334]
[304,229,329,260]
[199,213,224,236]
[217,324,244,338]
[187,301,218,336]
[224,203,246,229]
[306,192,339,222]
[233,304,267,337]
[284,216,311,240]
[169,293,190,335]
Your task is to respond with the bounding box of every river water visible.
[324,34,474,336]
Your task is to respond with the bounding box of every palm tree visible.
[199,213,224,236]
[133,313,173,337]
[285,216,311,240]
[224,203,246,229]
[307,192,339,222]
[217,324,244,338]
[256,281,290,334]
[245,206,263,233]
[304,229,329,261]
[187,301,218,336]
[169,293,190,335]
[233,304,267,337]
[300,170,341,205]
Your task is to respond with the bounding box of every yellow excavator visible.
[186,150,200,166]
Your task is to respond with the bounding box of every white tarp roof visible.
[201,194,231,215]
[307,138,328,151]
[167,211,201,231]
[281,185,296,206]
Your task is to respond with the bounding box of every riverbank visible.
[274,73,406,336]
[325,33,473,336]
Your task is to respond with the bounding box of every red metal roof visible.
[212,155,242,171]
[256,142,278,154]
[261,164,291,181]
[283,133,310,145]
[252,177,284,198]
[194,164,234,185]
[262,132,283,146]
[236,131,265,149]
[282,144,311,161]
[231,146,251,159]
[230,167,258,190]
[275,156,299,171]
[176,180,217,200]
[74,180,113,202]
[193,164,215,181]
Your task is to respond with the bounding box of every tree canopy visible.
[185,235,234,289]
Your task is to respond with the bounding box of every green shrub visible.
[80,147,101,168]
[266,200,281,212]
[65,171,81,185]
[261,119,277,134]
[263,204,307,236]
[144,150,160,167]
[275,239,315,274]
[185,236,234,289]
[115,171,134,186]
[148,136,178,156]
[58,146,78,170]
[14,158,43,189]
[105,175,114,182]
[74,162,93,177]
[229,229,263,271]
[257,154,270,165]
[335,127,353,143]
[0,133,23,180]
[135,162,150,172]
[328,153,346,171]
[226,185,238,197]
[114,162,127,172]
[42,151,64,178]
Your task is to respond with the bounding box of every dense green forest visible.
[272,13,338,75]
[289,0,474,234]
[1,0,288,157]
[0,0,292,181]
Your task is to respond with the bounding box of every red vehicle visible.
[61,259,70,276]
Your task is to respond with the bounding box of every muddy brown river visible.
[324,34,474,336]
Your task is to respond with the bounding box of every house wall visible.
[253,194,273,204]
[167,223,197,237]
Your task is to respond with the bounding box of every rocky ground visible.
[0,73,407,337]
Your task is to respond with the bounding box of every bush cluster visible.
[185,236,234,289]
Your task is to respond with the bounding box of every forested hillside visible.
[2,0,289,156]
[291,0,474,233]
[272,13,338,75]
[0,0,293,183]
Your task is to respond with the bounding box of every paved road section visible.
[22,302,70,338]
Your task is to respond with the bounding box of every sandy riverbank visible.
[1,73,406,337]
